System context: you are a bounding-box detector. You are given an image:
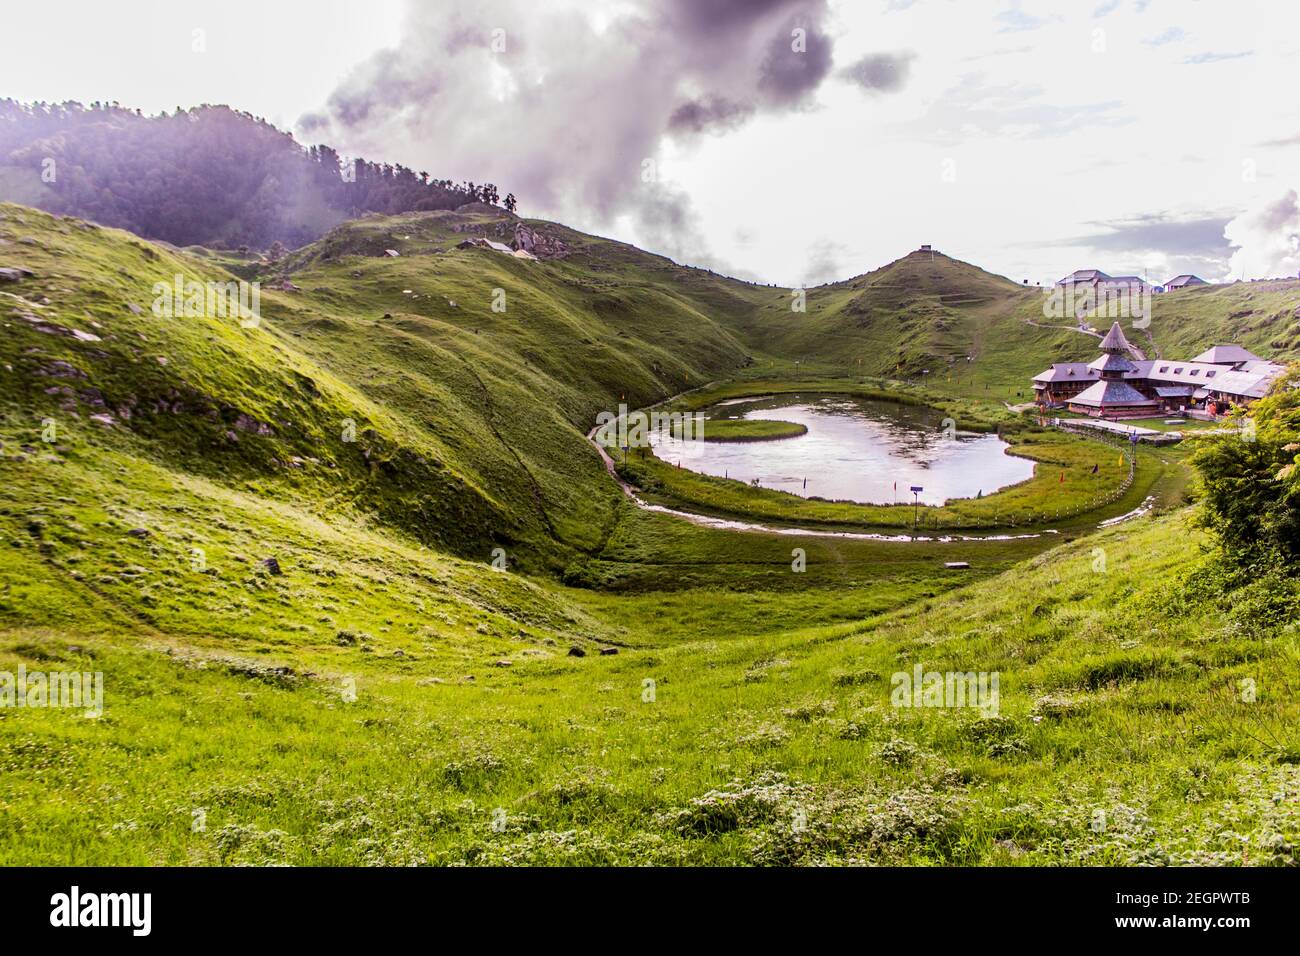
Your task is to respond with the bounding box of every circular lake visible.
[649,394,1035,506]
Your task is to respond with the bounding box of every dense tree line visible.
[0,100,510,249]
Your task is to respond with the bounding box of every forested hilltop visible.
[0,101,513,249]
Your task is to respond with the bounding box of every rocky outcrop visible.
[13,311,102,342]
[509,222,569,259]
[456,237,519,256]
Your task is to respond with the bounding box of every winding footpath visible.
[1022,316,1149,361]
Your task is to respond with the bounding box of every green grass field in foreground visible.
[2,506,1296,865]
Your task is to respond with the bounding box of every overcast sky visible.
[5,0,1299,286]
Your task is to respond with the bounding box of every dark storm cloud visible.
[667,96,755,135]
[665,0,808,32]
[840,51,916,94]
[1245,191,1299,233]
[757,18,834,105]
[1071,213,1234,260]
[1043,212,1236,279]
[299,0,837,268]
[301,54,435,130]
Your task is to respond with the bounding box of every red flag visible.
[1059,471,1064,483]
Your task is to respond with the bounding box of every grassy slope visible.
[1,203,1296,865]
[748,250,1091,395]
[2,507,1295,865]
[0,202,773,573]
[1146,280,1300,359]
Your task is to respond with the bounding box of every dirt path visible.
[1023,316,1147,361]
[1024,317,1102,339]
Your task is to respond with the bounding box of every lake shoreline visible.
[651,393,1034,506]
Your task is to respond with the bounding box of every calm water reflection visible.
[649,394,1035,506]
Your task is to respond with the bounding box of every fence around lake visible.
[909,420,1137,533]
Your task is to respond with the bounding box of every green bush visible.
[1192,366,1300,570]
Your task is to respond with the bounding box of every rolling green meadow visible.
[1,200,1297,865]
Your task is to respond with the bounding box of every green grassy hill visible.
[1,201,1296,866]
[752,247,1300,401]
[0,202,774,575]
[738,249,1124,403]
[1146,279,1300,359]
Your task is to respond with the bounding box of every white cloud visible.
[6,0,1300,288]
[1225,189,1300,280]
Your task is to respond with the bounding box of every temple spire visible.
[1099,321,1129,354]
